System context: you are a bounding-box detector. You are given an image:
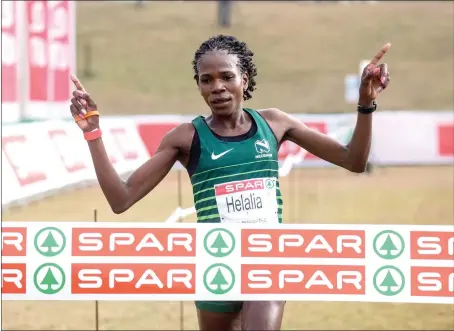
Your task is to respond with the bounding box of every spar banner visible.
[1,0,21,122]
[1,222,453,304]
[23,0,75,120]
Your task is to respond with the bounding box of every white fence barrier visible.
[1,111,453,209]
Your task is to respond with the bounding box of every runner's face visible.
[197,50,248,116]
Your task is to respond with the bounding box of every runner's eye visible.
[200,77,211,84]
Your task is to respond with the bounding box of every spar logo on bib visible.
[215,178,279,224]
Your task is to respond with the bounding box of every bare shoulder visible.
[256,108,293,143]
[257,107,298,128]
[158,122,195,152]
[258,107,304,127]
[257,107,288,122]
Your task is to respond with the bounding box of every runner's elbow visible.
[348,161,367,173]
[110,200,131,214]
[350,165,366,173]
[111,206,126,214]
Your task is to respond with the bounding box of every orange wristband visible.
[84,110,100,118]
[74,114,85,123]
[74,110,100,123]
[84,128,102,141]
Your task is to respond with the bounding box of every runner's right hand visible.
[70,75,100,133]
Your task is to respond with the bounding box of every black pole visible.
[83,40,94,79]
[218,0,233,28]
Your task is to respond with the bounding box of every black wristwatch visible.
[357,101,377,114]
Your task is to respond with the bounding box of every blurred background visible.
[1,1,453,330]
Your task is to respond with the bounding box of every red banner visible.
[48,0,71,102]
[1,1,18,103]
[26,0,49,102]
[438,123,454,157]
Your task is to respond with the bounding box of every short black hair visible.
[192,35,257,100]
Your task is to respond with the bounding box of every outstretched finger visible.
[70,74,86,92]
[370,42,391,65]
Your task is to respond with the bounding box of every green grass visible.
[75,1,453,115]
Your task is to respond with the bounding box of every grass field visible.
[74,1,454,115]
[3,166,454,330]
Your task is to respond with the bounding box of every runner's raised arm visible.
[69,75,193,214]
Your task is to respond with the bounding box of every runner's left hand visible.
[358,42,391,107]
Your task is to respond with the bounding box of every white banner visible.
[1,118,149,206]
[2,222,453,304]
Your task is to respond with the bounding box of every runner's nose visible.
[211,79,226,94]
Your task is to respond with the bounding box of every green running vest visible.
[190,108,283,224]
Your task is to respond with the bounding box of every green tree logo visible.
[373,230,405,260]
[33,263,65,295]
[203,263,235,295]
[373,265,405,296]
[204,228,235,258]
[41,268,59,289]
[265,179,275,189]
[34,227,66,257]
[211,268,229,290]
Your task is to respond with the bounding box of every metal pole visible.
[177,170,184,330]
[94,209,99,331]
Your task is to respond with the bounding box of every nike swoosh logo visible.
[211,148,234,160]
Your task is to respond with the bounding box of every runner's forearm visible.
[346,112,372,172]
[87,138,131,213]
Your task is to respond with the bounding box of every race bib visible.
[214,177,279,224]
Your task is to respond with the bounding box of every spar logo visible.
[204,228,235,258]
[373,230,405,260]
[34,263,66,295]
[34,227,66,257]
[72,263,195,294]
[411,266,453,297]
[373,266,405,296]
[71,228,196,257]
[242,229,365,258]
[410,230,453,260]
[264,178,275,189]
[1,227,26,256]
[2,263,26,294]
[203,263,235,295]
[241,264,365,295]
